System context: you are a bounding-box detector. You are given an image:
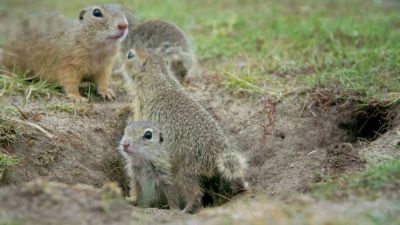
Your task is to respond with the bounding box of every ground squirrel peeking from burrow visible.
[2,4,128,101]
[119,17,197,83]
[118,121,179,209]
[121,48,248,213]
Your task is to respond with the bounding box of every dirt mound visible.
[2,72,390,200]
[0,61,398,224]
[169,194,400,225]
[187,76,351,196]
[1,180,398,225]
[0,180,185,225]
[0,99,131,195]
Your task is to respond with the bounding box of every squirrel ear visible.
[79,9,86,20]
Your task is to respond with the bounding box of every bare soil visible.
[1,69,399,224]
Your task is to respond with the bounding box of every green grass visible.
[0,213,22,225]
[313,159,400,199]
[0,153,19,168]
[0,0,399,103]
[0,152,19,185]
[45,102,76,113]
[130,0,400,103]
[0,70,60,103]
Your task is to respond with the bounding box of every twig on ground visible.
[11,104,28,120]
[259,97,275,151]
[0,115,54,139]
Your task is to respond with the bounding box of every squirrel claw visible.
[67,94,88,102]
[99,88,115,100]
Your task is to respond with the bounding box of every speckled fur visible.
[122,49,247,213]
[118,121,179,209]
[122,18,196,82]
[2,4,128,100]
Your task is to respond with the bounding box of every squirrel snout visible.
[122,143,130,151]
[118,22,128,30]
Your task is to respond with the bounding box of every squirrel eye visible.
[92,8,103,17]
[143,131,152,140]
[128,51,136,59]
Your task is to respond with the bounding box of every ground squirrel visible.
[2,4,128,100]
[118,121,179,209]
[121,17,196,82]
[121,49,247,213]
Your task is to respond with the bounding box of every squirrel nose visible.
[122,143,130,150]
[118,23,128,30]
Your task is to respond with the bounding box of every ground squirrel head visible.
[79,4,128,42]
[119,121,166,163]
[122,48,170,82]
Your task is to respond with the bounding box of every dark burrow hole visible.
[339,104,397,142]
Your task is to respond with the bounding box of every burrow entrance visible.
[339,104,398,142]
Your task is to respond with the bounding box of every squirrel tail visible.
[216,150,247,181]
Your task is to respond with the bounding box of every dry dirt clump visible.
[0,180,186,225]
[168,194,400,225]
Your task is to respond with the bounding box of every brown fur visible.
[122,49,247,213]
[2,4,128,100]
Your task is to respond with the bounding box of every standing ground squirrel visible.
[122,49,247,213]
[118,121,179,209]
[121,17,196,82]
[2,4,128,100]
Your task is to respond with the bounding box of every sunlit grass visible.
[312,159,400,199]
[0,0,399,103]
[0,69,60,103]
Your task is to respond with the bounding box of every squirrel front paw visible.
[66,93,88,102]
[98,88,115,100]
